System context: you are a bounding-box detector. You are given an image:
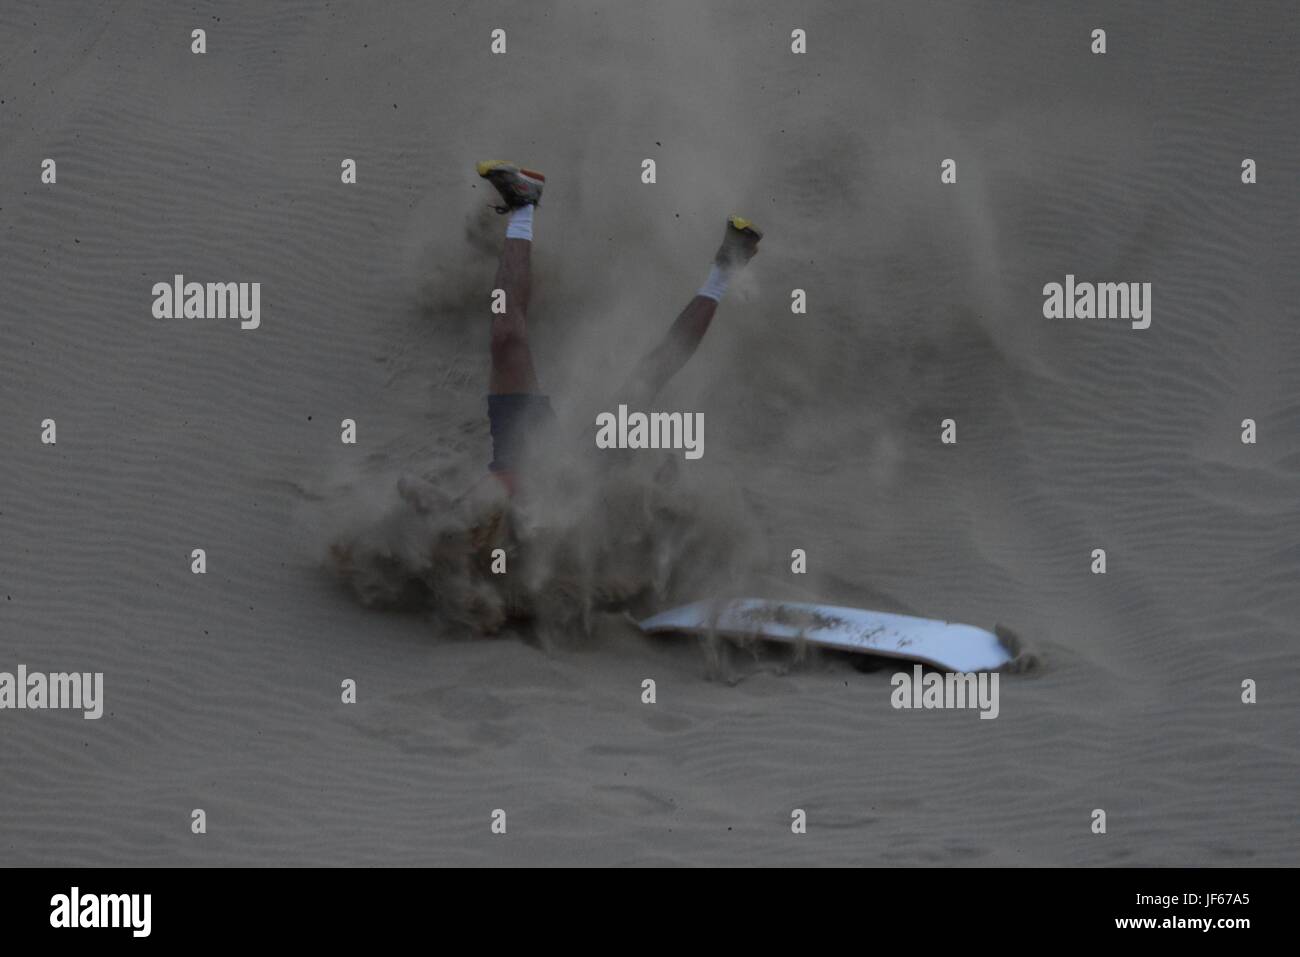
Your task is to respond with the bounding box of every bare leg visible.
[489,237,539,394]
[620,218,761,405]
[622,295,719,406]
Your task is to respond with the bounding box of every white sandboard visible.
[638,598,1013,672]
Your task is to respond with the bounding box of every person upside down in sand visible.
[471,160,760,491]
[331,161,762,630]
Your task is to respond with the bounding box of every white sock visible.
[697,264,730,301]
[505,204,534,241]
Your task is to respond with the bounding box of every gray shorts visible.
[487,393,556,473]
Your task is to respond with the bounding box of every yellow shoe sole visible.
[477,159,545,181]
[476,159,510,177]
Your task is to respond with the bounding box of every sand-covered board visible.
[639,598,1013,672]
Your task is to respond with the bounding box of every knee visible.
[490,316,526,361]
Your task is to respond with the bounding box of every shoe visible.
[476,160,545,212]
[715,215,763,267]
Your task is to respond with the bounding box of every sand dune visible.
[1,1,1297,865]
